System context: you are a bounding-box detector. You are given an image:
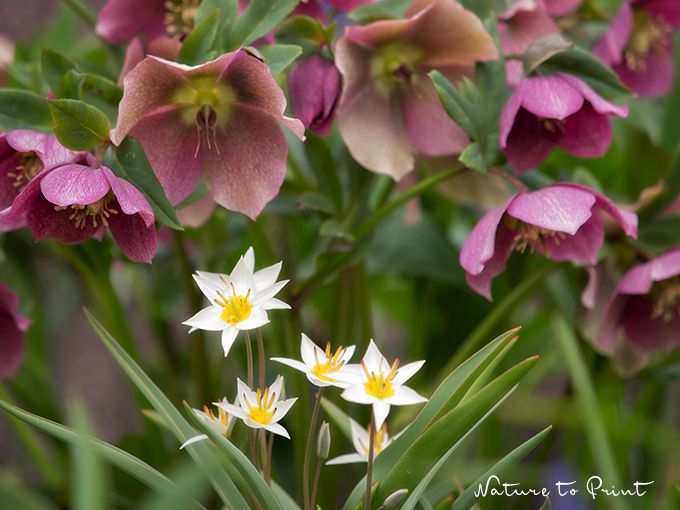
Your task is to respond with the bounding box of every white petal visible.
[236,379,255,410]
[180,434,209,449]
[229,257,257,296]
[300,333,321,369]
[326,453,367,465]
[236,308,269,330]
[244,417,265,430]
[269,375,285,400]
[214,401,246,420]
[221,327,239,357]
[271,357,310,374]
[350,419,369,454]
[264,422,290,439]
[341,385,376,405]
[252,280,289,307]
[373,401,391,429]
[392,360,426,386]
[193,273,223,302]
[363,339,389,373]
[244,247,255,273]
[253,261,282,290]
[307,373,334,387]
[340,345,357,364]
[390,386,428,406]
[183,306,225,331]
[262,297,291,310]
[272,397,297,422]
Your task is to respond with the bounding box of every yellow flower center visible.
[363,359,399,400]
[624,10,672,73]
[164,0,200,40]
[245,387,276,426]
[359,423,389,455]
[538,117,566,135]
[503,215,567,257]
[7,151,44,191]
[55,192,118,229]
[214,285,253,326]
[202,405,232,437]
[310,342,348,382]
[370,43,422,95]
[650,276,680,323]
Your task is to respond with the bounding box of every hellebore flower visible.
[337,339,427,428]
[460,183,638,301]
[592,0,680,98]
[272,333,356,388]
[0,130,79,231]
[0,283,31,379]
[335,0,498,180]
[112,51,305,220]
[216,376,297,439]
[595,248,680,355]
[500,72,628,175]
[498,0,558,56]
[288,55,342,136]
[326,418,396,465]
[543,0,584,17]
[183,248,290,357]
[180,397,237,449]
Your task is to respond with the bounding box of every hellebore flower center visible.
[8,151,44,191]
[369,43,422,94]
[55,191,118,230]
[214,284,253,326]
[650,276,680,323]
[362,359,399,400]
[310,343,349,382]
[503,215,567,256]
[164,0,200,39]
[625,10,671,72]
[245,387,277,426]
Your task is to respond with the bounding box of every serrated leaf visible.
[0,89,53,131]
[226,0,298,48]
[258,44,302,75]
[177,10,220,66]
[41,48,78,95]
[459,142,487,174]
[275,16,327,56]
[109,137,183,230]
[48,98,110,150]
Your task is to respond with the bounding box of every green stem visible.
[310,457,323,510]
[256,328,265,395]
[260,430,270,485]
[244,331,254,390]
[553,313,628,510]
[244,331,258,468]
[61,0,96,29]
[266,431,274,485]
[303,387,325,510]
[365,411,376,510]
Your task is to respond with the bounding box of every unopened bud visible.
[378,488,408,510]
[317,421,331,459]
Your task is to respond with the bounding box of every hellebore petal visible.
[0,283,31,378]
[543,0,584,16]
[96,0,167,43]
[499,0,559,56]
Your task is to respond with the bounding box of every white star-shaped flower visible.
[337,339,427,428]
[271,333,356,388]
[326,418,401,465]
[216,376,297,439]
[180,397,237,449]
[183,247,290,357]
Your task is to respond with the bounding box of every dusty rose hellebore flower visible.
[500,72,628,175]
[595,248,680,355]
[0,283,31,378]
[335,0,498,181]
[288,55,342,136]
[112,51,305,220]
[460,183,638,301]
[498,0,558,56]
[592,0,680,99]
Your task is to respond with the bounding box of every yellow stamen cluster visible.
[311,342,348,382]
[650,276,680,323]
[359,423,389,455]
[245,387,276,425]
[7,151,43,191]
[164,0,200,40]
[504,215,567,257]
[625,10,671,72]
[363,359,399,400]
[55,193,118,229]
[202,405,232,436]
[214,284,253,326]
[539,117,566,135]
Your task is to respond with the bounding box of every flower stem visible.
[267,431,274,484]
[244,331,254,390]
[488,166,529,193]
[256,328,265,395]
[244,331,258,468]
[310,457,323,510]
[260,430,270,485]
[365,411,376,510]
[303,387,325,510]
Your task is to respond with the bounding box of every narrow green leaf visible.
[538,497,552,510]
[110,137,183,230]
[0,475,57,510]
[84,310,249,510]
[140,461,211,510]
[453,425,553,510]
[272,482,303,510]
[258,44,302,76]
[459,142,487,174]
[430,71,482,141]
[664,484,680,510]
[48,99,110,150]
[183,402,284,510]
[41,48,78,95]
[177,10,220,66]
[0,89,53,131]
[226,0,298,48]
[320,397,352,442]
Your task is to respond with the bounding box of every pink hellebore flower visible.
[498,0,558,56]
[499,72,628,175]
[288,55,342,136]
[595,248,680,354]
[592,0,680,98]
[543,0,583,17]
[0,283,31,379]
[460,183,638,300]
[112,51,305,220]
[335,0,498,181]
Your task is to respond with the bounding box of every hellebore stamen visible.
[650,276,680,323]
[194,104,220,157]
[504,215,567,257]
[624,10,672,72]
[55,192,118,229]
[7,152,44,190]
[164,0,200,40]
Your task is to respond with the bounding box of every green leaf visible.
[177,10,220,66]
[320,219,356,241]
[83,75,123,106]
[522,33,574,77]
[183,402,284,510]
[452,425,553,510]
[0,474,57,510]
[226,0,299,48]
[538,46,632,101]
[429,71,485,144]
[636,216,680,252]
[41,48,78,95]
[305,133,343,213]
[664,484,680,510]
[48,98,110,150]
[196,0,238,52]
[275,15,326,43]
[140,461,211,510]
[320,397,352,442]
[0,89,53,131]
[58,69,87,100]
[258,44,302,76]
[84,309,249,510]
[538,497,552,510]
[641,143,680,218]
[109,137,183,230]
[299,191,336,215]
[349,0,411,21]
[459,142,487,174]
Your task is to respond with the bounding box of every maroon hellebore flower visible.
[0,130,80,231]
[0,282,31,379]
[592,0,680,98]
[288,55,342,136]
[498,0,558,56]
[499,72,628,175]
[459,183,638,300]
[595,248,680,354]
[335,0,498,181]
[112,51,305,220]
